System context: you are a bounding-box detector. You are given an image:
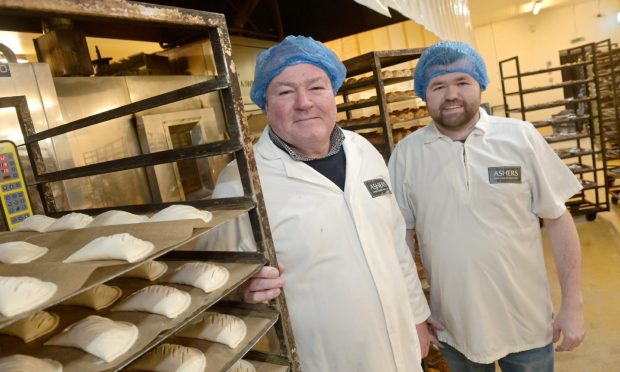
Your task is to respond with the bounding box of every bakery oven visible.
[137,107,231,203]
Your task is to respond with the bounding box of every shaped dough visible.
[177,313,246,349]
[89,210,149,227]
[61,285,122,310]
[63,233,154,263]
[122,261,168,281]
[112,285,190,319]
[149,205,212,224]
[12,215,57,233]
[45,315,138,363]
[0,354,62,372]
[167,262,229,293]
[0,241,48,264]
[228,360,256,372]
[127,343,206,372]
[45,213,93,232]
[0,276,57,317]
[0,311,59,342]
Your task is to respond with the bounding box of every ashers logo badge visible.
[364,178,392,198]
[0,63,11,77]
[488,166,521,184]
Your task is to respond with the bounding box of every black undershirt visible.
[270,135,347,191]
[304,147,347,191]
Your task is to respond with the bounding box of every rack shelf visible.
[507,96,596,113]
[337,48,428,157]
[504,79,595,96]
[502,60,592,79]
[532,114,591,128]
[0,1,298,370]
[0,211,250,329]
[594,40,620,204]
[499,42,610,220]
[0,254,269,372]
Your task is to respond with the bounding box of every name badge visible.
[364,178,392,198]
[0,63,11,77]
[488,166,521,184]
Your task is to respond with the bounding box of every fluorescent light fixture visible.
[617,11,620,24]
[532,1,542,15]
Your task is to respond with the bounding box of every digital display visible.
[0,155,6,161]
[0,162,7,167]
[2,169,9,174]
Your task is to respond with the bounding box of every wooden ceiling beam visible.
[232,0,260,29]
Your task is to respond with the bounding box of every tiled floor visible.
[544,202,620,371]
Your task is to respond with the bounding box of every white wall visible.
[325,22,440,61]
[474,0,620,114]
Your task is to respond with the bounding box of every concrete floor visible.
[544,202,620,371]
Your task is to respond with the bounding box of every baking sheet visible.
[0,209,248,328]
[148,307,279,372]
[0,259,265,372]
[249,360,290,372]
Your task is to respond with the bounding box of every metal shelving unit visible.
[0,1,299,371]
[499,42,610,221]
[336,49,430,158]
[593,40,620,204]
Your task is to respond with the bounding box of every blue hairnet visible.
[414,41,489,101]
[250,35,346,110]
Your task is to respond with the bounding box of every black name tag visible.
[364,178,392,198]
[0,63,11,77]
[488,166,521,184]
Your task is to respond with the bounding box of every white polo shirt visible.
[388,109,582,363]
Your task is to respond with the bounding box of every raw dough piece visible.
[177,313,246,349]
[0,276,57,317]
[121,261,168,281]
[61,285,122,310]
[167,262,229,293]
[89,210,149,227]
[0,354,62,372]
[45,315,138,363]
[0,241,48,264]
[12,215,57,233]
[127,343,206,372]
[112,285,190,319]
[0,311,59,342]
[45,213,93,232]
[62,233,154,263]
[228,359,256,372]
[149,205,212,224]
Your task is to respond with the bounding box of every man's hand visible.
[415,321,431,357]
[240,263,285,304]
[416,316,445,357]
[553,304,585,351]
[426,316,445,349]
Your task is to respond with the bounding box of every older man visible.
[388,41,585,371]
[212,36,431,372]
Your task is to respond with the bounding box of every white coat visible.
[211,127,429,372]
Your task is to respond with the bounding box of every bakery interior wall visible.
[473,0,620,119]
[323,0,619,123]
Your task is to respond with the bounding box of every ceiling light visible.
[532,0,542,15]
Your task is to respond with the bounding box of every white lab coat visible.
[211,127,429,372]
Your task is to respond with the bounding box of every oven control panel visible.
[0,141,32,230]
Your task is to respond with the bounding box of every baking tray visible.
[0,209,249,328]
[0,254,267,371]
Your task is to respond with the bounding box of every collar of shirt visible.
[268,125,345,161]
[423,108,490,144]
